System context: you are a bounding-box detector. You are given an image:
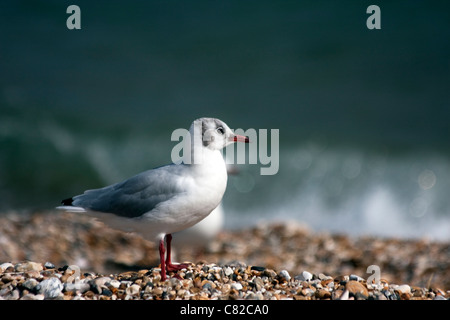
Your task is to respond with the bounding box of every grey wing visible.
[70,165,186,218]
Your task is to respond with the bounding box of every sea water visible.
[1,1,449,240]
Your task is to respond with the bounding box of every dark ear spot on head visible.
[202,120,212,147]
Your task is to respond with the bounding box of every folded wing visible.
[59,164,188,218]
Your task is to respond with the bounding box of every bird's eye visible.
[216,127,225,135]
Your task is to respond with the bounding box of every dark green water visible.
[1,1,449,239]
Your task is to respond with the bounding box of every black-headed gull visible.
[57,117,249,280]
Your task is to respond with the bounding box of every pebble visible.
[64,282,90,294]
[0,262,14,272]
[231,282,243,291]
[250,266,266,272]
[301,288,315,297]
[295,271,313,282]
[22,278,39,291]
[20,293,45,300]
[153,287,164,296]
[90,276,111,294]
[108,279,121,289]
[15,262,43,272]
[263,269,277,278]
[315,289,332,299]
[125,284,141,297]
[202,281,214,292]
[253,277,264,291]
[349,274,364,282]
[278,270,291,282]
[345,280,369,299]
[224,267,233,277]
[394,284,411,295]
[37,277,63,299]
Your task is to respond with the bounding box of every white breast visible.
[139,148,227,239]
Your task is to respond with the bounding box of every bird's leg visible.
[165,234,191,272]
[159,236,167,281]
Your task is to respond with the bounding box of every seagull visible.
[57,117,249,281]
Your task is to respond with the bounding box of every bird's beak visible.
[230,134,250,143]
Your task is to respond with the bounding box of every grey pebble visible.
[229,261,247,268]
[102,288,114,297]
[37,277,63,299]
[253,277,264,291]
[22,278,39,292]
[202,282,214,292]
[89,276,111,294]
[278,270,291,281]
[295,271,313,282]
[318,273,331,280]
[350,274,364,282]
[64,282,90,294]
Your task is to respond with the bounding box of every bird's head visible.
[190,117,249,151]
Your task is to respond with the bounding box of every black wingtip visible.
[61,197,74,206]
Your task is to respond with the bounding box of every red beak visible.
[231,134,250,143]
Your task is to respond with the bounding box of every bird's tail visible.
[56,197,86,212]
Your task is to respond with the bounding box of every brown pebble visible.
[190,287,201,294]
[24,270,41,279]
[345,280,368,298]
[153,287,163,295]
[263,269,277,278]
[301,288,315,297]
[63,294,73,301]
[332,289,344,300]
[400,293,411,300]
[15,262,43,273]
[60,272,73,283]
[321,279,333,287]
[138,269,149,277]
[119,271,138,280]
[315,289,332,299]
[293,294,309,300]
[193,277,202,288]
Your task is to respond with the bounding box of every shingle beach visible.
[0,212,448,300]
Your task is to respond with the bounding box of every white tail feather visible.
[56,206,86,213]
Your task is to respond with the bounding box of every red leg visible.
[165,234,191,272]
[159,236,167,281]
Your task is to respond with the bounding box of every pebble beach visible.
[0,211,449,300]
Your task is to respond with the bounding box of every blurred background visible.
[1,0,449,240]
